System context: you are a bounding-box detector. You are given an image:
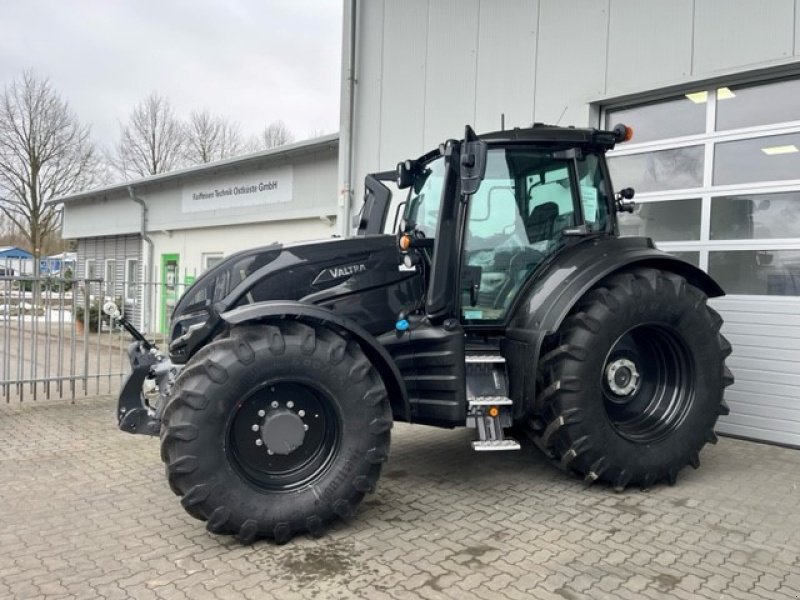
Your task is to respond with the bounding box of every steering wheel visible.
[491,247,547,309]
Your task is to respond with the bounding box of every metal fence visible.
[0,275,191,402]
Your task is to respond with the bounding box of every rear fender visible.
[221,301,410,421]
[505,238,724,415]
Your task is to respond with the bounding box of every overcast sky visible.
[0,0,342,149]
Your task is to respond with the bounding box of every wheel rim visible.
[601,324,695,443]
[227,381,339,492]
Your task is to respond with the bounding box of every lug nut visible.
[258,409,265,417]
[298,410,305,417]
[251,424,259,432]
[271,401,279,408]
[304,424,309,431]
[255,439,263,446]
[287,401,294,409]
[267,449,274,455]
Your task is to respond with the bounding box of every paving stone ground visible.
[1,396,799,600]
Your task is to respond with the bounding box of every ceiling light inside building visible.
[685,91,708,104]
[717,87,736,100]
[761,144,799,155]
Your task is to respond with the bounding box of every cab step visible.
[472,439,521,451]
[465,354,506,364]
[467,394,519,451]
[469,395,512,407]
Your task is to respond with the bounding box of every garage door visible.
[605,78,800,447]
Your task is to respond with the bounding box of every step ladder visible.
[465,353,520,451]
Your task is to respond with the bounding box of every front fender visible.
[506,236,724,414]
[221,301,410,422]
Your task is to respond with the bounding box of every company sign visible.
[181,166,293,213]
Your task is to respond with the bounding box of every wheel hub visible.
[605,358,640,397]
[261,409,306,455]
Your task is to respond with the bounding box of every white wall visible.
[349,0,800,198]
[149,217,336,279]
[61,143,338,240]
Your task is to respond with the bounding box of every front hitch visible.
[118,342,162,436]
[104,300,179,436]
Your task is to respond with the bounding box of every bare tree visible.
[253,120,294,150]
[184,110,243,164]
[114,92,184,177]
[0,70,96,269]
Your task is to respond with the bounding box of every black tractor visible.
[112,123,733,544]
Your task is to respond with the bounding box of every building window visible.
[104,259,116,295]
[605,79,800,296]
[202,253,224,272]
[85,259,97,280]
[125,259,139,303]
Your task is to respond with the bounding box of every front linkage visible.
[105,301,179,436]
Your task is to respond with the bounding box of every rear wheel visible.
[160,321,392,543]
[534,267,733,489]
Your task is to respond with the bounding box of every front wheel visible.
[534,267,733,490]
[160,321,392,543]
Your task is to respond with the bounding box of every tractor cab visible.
[358,124,634,327]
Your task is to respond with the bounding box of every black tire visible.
[160,320,392,543]
[533,267,733,490]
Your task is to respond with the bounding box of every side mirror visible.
[460,125,487,196]
[102,299,120,320]
[396,161,414,189]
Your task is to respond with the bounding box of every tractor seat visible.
[526,202,559,243]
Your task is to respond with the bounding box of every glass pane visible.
[618,199,701,241]
[608,146,704,193]
[716,79,800,131]
[709,250,800,296]
[711,192,800,240]
[463,149,577,322]
[404,157,445,238]
[666,251,699,267]
[576,154,610,232]
[605,95,706,143]
[714,133,800,185]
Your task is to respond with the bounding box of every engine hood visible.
[171,234,420,342]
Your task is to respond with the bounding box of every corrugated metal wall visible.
[76,235,142,327]
[351,0,800,446]
[712,297,800,447]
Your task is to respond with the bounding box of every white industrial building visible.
[337,0,800,447]
[57,134,338,333]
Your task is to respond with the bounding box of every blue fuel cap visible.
[395,319,409,331]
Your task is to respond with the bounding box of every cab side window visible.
[576,153,610,232]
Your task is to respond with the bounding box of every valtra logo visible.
[312,263,367,286]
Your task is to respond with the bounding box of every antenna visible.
[500,113,505,131]
[555,105,568,126]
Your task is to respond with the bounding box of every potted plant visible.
[75,300,100,333]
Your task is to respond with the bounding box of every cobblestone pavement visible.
[1,397,799,600]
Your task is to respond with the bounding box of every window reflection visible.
[716,79,800,131]
[714,133,800,185]
[608,146,704,193]
[605,96,705,143]
[618,199,701,241]
[709,250,800,295]
[711,192,800,240]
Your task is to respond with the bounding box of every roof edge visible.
[51,132,339,205]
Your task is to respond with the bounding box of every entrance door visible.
[160,253,180,334]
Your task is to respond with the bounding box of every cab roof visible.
[477,123,619,150]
